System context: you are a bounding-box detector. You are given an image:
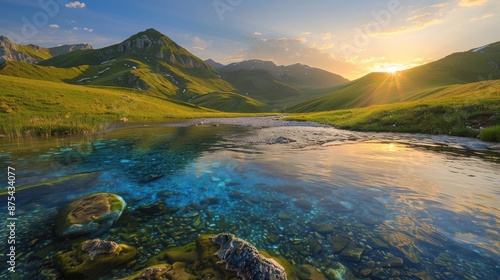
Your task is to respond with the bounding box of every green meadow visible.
[0,75,254,137]
[288,80,500,140]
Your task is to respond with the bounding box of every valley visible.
[0,28,499,141]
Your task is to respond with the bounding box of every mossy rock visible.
[55,241,137,280]
[146,242,197,266]
[55,192,127,238]
[146,235,237,279]
[260,250,298,280]
[145,235,297,279]
[298,264,327,280]
[120,263,196,280]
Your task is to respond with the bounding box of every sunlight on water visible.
[0,125,499,279]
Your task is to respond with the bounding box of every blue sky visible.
[1,0,498,79]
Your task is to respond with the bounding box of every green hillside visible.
[222,69,303,102]
[188,92,268,113]
[0,61,88,82]
[290,41,500,112]
[38,29,237,100]
[0,75,242,136]
[289,80,500,138]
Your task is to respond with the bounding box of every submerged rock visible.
[55,240,136,280]
[328,236,348,253]
[81,239,119,260]
[212,233,288,280]
[55,193,127,238]
[339,245,364,262]
[310,223,335,234]
[138,202,167,216]
[324,262,357,280]
[120,263,196,280]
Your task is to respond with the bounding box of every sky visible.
[0,0,498,80]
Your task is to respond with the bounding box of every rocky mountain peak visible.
[0,36,38,63]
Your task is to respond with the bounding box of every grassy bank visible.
[288,84,500,142]
[0,75,256,137]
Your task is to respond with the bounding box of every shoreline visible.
[1,116,499,152]
[160,116,500,152]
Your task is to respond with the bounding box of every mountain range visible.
[0,36,92,64]
[0,28,499,115]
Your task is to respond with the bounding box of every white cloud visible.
[71,27,93,32]
[253,32,262,36]
[65,1,86,8]
[49,24,60,29]
[192,36,212,50]
[323,32,334,40]
[371,3,453,36]
[459,0,489,6]
[468,13,494,21]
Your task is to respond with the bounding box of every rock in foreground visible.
[55,192,126,238]
[212,233,288,280]
[55,239,136,280]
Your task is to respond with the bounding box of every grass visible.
[480,126,500,142]
[288,81,500,141]
[0,75,254,137]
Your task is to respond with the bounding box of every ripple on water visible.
[0,124,499,279]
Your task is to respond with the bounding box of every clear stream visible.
[0,121,499,279]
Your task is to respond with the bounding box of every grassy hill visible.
[221,69,303,102]
[37,29,239,101]
[0,75,246,136]
[187,92,268,113]
[289,80,500,138]
[290,41,500,112]
[0,60,88,82]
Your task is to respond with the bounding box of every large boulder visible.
[143,234,296,280]
[55,193,126,238]
[55,239,137,280]
[212,233,289,280]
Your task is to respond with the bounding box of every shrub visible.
[480,125,500,142]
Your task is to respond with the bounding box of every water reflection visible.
[0,125,499,279]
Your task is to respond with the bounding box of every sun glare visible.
[375,63,407,74]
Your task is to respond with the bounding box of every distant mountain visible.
[205,58,224,69]
[49,44,93,57]
[0,36,49,63]
[13,29,350,112]
[0,36,92,64]
[217,59,349,91]
[290,41,500,112]
[38,28,235,95]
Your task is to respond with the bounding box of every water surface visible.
[0,123,499,279]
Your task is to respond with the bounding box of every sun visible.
[375,63,407,74]
[385,65,402,73]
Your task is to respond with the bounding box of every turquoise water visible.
[1,124,499,279]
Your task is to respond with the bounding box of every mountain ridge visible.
[1,29,499,115]
[0,36,92,64]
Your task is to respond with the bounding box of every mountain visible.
[218,59,349,91]
[290,41,500,112]
[38,28,237,96]
[205,58,224,69]
[49,44,93,57]
[13,29,349,112]
[0,36,50,63]
[0,36,92,64]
